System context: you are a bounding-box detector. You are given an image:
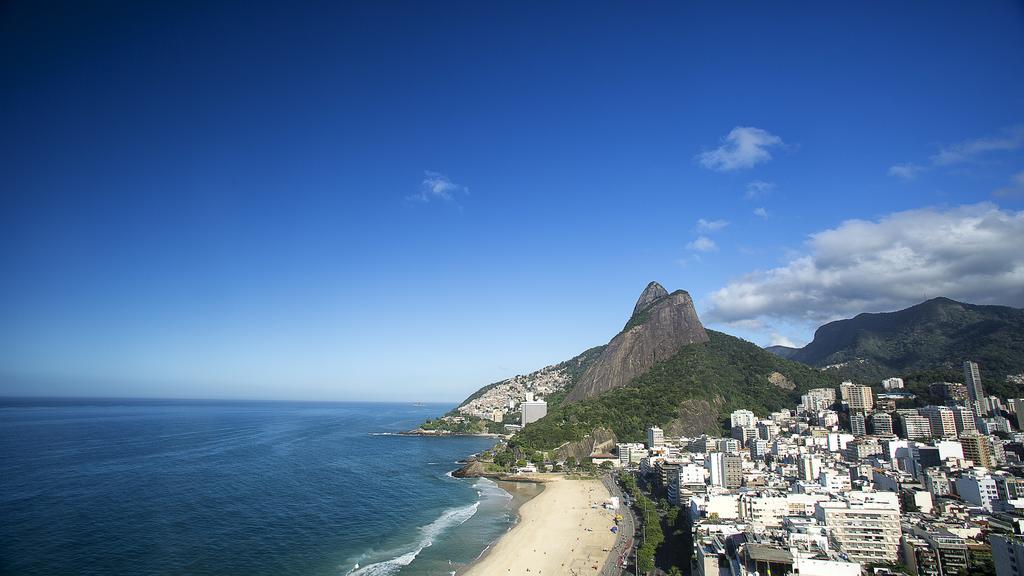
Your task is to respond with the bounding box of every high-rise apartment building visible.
[899,413,933,440]
[871,412,894,436]
[960,433,993,468]
[816,491,901,564]
[919,406,958,439]
[705,452,742,488]
[851,413,867,436]
[951,405,978,437]
[802,388,837,412]
[730,409,757,428]
[965,361,985,404]
[847,384,874,412]
[646,426,664,448]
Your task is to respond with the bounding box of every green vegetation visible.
[419,415,498,434]
[791,297,1024,389]
[510,330,836,452]
[620,473,689,575]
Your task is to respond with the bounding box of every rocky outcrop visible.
[768,371,795,390]
[633,281,669,315]
[663,397,725,437]
[551,427,618,461]
[564,283,709,402]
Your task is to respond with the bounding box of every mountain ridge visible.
[767,296,1024,386]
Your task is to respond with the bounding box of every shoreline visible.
[456,479,548,575]
[458,474,619,576]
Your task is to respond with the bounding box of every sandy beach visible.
[462,475,619,576]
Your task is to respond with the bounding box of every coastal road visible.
[600,472,637,576]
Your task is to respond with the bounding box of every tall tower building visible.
[965,361,985,404]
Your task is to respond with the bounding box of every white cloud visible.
[706,203,1024,328]
[753,207,769,219]
[745,180,775,199]
[697,218,729,232]
[406,171,468,204]
[687,236,718,252]
[931,126,1024,166]
[889,126,1024,178]
[769,333,799,348]
[887,163,924,180]
[698,127,784,172]
[994,170,1024,198]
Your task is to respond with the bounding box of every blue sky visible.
[2,1,1023,401]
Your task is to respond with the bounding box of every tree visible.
[637,542,656,574]
[668,568,683,576]
[565,456,577,469]
[665,506,679,528]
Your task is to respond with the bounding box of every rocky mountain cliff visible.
[564,282,709,402]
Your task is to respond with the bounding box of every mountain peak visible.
[633,281,669,315]
[566,283,708,402]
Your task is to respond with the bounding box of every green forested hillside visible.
[510,330,837,453]
[785,298,1024,388]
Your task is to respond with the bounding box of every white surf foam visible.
[345,501,480,576]
[473,477,513,500]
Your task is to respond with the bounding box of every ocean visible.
[0,398,539,575]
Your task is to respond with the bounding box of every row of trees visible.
[620,473,689,576]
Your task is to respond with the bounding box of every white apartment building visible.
[955,472,999,510]
[617,442,647,466]
[827,433,855,453]
[799,455,822,482]
[520,400,547,425]
[689,493,740,521]
[901,414,933,440]
[934,440,965,461]
[819,469,852,493]
[739,492,829,528]
[882,377,905,390]
[815,491,901,564]
[731,409,757,428]
[802,388,837,412]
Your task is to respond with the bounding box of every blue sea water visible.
[0,398,530,575]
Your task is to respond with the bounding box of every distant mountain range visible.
[764,297,1024,389]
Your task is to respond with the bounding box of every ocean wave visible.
[473,477,513,500]
[345,501,480,576]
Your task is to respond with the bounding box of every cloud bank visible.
[698,127,784,171]
[706,203,1024,327]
